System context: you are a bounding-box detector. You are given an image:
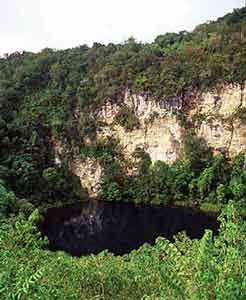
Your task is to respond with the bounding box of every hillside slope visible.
[0,7,245,208]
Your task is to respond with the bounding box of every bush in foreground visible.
[0,201,245,300]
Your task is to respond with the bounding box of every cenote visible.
[40,201,220,256]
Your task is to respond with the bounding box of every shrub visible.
[0,202,245,300]
[0,180,15,219]
[235,107,246,124]
[115,105,140,131]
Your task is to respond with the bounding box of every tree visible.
[0,180,15,219]
[183,133,212,173]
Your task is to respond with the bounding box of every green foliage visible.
[194,154,230,204]
[78,111,97,138]
[0,209,46,256]
[132,147,152,174]
[0,9,246,298]
[0,202,245,300]
[229,154,246,207]
[115,105,140,131]
[183,132,212,173]
[0,7,246,212]
[109,151,246,209]
[1,7,244,116]
[0,180,15,219]
[101,182,123,202]
[235,107,246,124]
[8,154,40,196]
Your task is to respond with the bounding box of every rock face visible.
[97,90,183,164]
[51,137,103,195]
[69,158,103,195]
[54,84,246,195]
[193,85,246,157]
[196,85,245,117]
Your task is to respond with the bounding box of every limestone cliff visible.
[54,84,246,195]
[193,85,246,157]
[96,90,183,164]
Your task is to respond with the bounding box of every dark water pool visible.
[40,201,220,256]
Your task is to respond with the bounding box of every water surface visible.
[40,201,220,256]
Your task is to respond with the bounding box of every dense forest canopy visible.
[0,7,245,213]
[0,7,246,300]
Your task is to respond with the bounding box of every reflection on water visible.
[40,201,220,256]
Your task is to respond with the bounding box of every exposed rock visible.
[51,137,103,196]
[69,158,103,196]
[97,90,183,164]
[54,84,246,195]
[111,117,182,163]
[229,120,246,157]
[195,84,246,156]
[51,137,63,166]
[198,119,233,153]
[197,84,246,117]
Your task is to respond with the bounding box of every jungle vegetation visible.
[0,7,245,211]
[0,7,245,300]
